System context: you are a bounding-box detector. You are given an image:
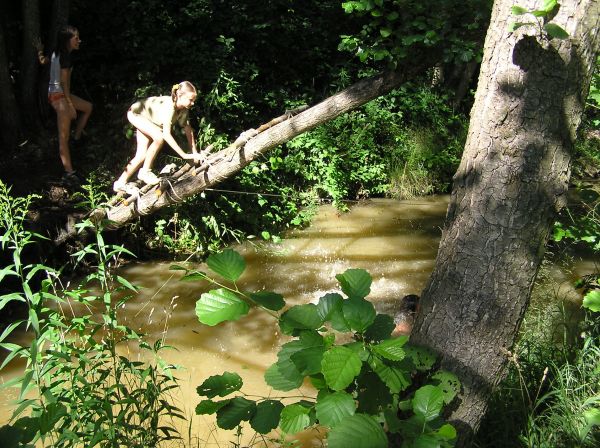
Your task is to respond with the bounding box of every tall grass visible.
[475,257,600,447]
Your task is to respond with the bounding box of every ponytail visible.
[171,83,180,102]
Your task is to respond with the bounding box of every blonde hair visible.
[171,81,196,102]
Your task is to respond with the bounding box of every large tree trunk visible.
[410,0,600,444]
[0,20,21,150]
[48,0,69,52]
[21,0,43,133]
[100,67,425,228]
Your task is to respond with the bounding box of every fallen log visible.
[86,67,425,232]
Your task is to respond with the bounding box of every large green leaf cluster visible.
[189,249,461,446]
[339,0,491,66]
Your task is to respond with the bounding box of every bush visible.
[0,182,182,447]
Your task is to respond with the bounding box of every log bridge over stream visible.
[82,67,422,235]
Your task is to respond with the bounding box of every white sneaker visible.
[159,163,177,175]
[113,179,126,193]
[138,169,160,186]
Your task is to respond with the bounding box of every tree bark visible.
[100,67,425,228]
[410,0,600,444]
[48,0,69,52]
[21,0,43,132]
[0,20,21,150]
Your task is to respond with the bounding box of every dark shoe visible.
[62,171,81,187]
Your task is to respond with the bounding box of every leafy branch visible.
[182,249,461,447]
[508,0,569,39]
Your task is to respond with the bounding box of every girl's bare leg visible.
[70,94,93,140]
[141,139,165,171]
[127,113,164,172]
[52,98,74,172]
[114,130,151,186]
[114,112,162,189]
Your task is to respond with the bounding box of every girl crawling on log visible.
[113,81,205,192]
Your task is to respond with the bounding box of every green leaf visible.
[544,23,569,39]
[195,399,230,415]
[511,5,528,15]
[317,293,344,321]
[542,0,557,12]
[336,269,372,300]
[372,336,408,361]
[216,397,256,430]
[279,404,312,434]
[290,332,326,376]
[249,291,285,311]
[414,434,443,447]
[380,27,392,38]
[327,414,388,448]
[310,374,327,390]
[0,293,25,312]
[532,9,548,17]
[169,264,188,271]
[370,357,410,393]
[250,400,284,434]
[181,271,208,282]
[330,306,351,332]
[435,423,457,441]
[356,371,393,414]
[584,407,600,425]
[384,409,403,433]
[321,346,362,391]
[0,265,17,283]
[508,22,530,32]
[343,298,376,332]
[364,314,395,342]
[116,275,138,292]
[583,290,600,312]
[315,391,356,427]
[405,345,437,371]
[39,402,66,435]
[196,289,249,326]
[280,304,323,334]
[345,341,369,362]
[431,371,461,403]
[264,358,304,391]
[206,249,246,281]
[0,321,23,344]
[413,385,444,421]
[27,309,39,334]
[196,372,243,398]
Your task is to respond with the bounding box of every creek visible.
[0,196,594,446]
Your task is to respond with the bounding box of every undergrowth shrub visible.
[475,250,600,447]
[173,249,461,447]
[0,181,182,447]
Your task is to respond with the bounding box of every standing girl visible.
[113,81,205,192]
[38,25,93,183]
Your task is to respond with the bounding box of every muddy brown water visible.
[0,196,594,446]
